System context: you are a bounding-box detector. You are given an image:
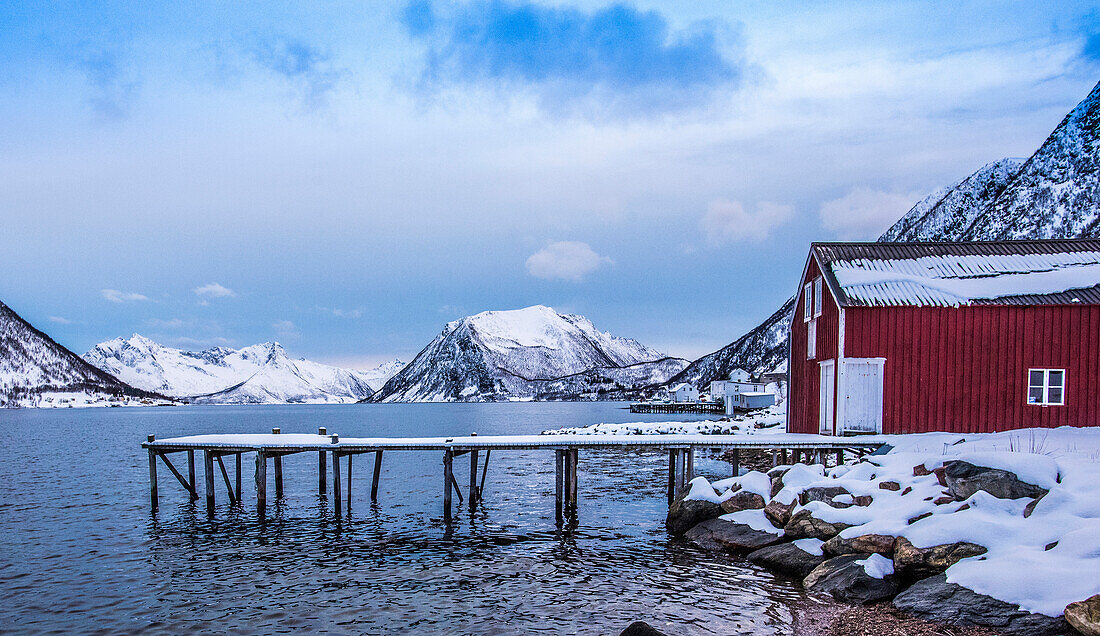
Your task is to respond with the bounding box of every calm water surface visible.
[0,403,810,634]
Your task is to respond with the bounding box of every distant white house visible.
[733,391,776,411]
[670,383,699,403]
[709,369,776,414]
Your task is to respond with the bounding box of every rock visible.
[943,460,1049,501]
[720,490,766,514]
[823,533,896,557]
[620,621,667,636]
[852,495,873,507]
[684,518,783,553]
[768,467,791,498]
[933,495,956,505]
[901,486,912,495]
[803,555,899,604]
[932,466,949,487]
[906,512,932,525]
[1065,594,1100,636]
[878,481,901,491]
[893,537,987,578]
[665,496,723,535]
[1023,494,1045,518]
[913,464,932,476]
[893,574,1068,636]
[798,486,851,506]
[746,542,827,579]
[764,499,796,528]
[783,509,852,541]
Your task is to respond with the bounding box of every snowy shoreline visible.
[546,414,1100,635]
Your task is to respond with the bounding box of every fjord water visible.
[0,403,807,634]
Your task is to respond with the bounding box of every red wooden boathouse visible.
[787,240,1100,435]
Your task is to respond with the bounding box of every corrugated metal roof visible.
[811,240,1100,307]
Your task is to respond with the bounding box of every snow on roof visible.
[670,383,695,391]
[815,241,1100,307]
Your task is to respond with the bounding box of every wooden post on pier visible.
[187,450,196,500]
[835,449,844,466]
[468,449,479,511]
[256,451,267,516]
[667,449,677,506]
[235,453,242,501]
[686,448,694,484]
[371,451,382,502]
[555,450,565,525]
[318,427,327,496]
[332,452,342,516]
[346,453,354,514]
[147,435,158,513]
[563,449,578,518]
[443,449,454,523]
[479,450,491,500]
[272,429,283,499]
[203,450,215,516]
[730,448,740,477]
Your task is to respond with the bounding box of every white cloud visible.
[171,336,234,348]
[147,318,185,329]
[272,319,300,339]
[316,306,362,318]
[192,282,236,298]
[101,289,149,303]
[702,200,794,245]
[819,188,918,240]
[525,241,612,282]
[48,316,74,324]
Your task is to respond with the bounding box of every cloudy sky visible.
[2,1,1098,368]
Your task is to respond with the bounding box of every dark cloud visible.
[401,0,747,117]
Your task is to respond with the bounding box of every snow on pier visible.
[143,429,885,525]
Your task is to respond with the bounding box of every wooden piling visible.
[187,450,196,500]
[443,449,454,523]
[667,449,677,506]
[468,450,479,511]
[347,453,354,514]
[332,452,342,516]
[235,453,242,500]
[479,450,490,500]
[216,454,237,504]
[147,435,158,513]
[272,428,283,499]
[835,449,844,466]
[318,427,328,496]
[255,451,267,516]
[371,450,383,502]
[203,450,215,516]
[568,449,579,515]
[554,450,564,525]
[730,448,740,477]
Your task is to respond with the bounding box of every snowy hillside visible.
[1,301,166,408]
[969,79,1100,239]
[360,359,405,391]
[370,305,685,402]
[880,158,1024,241]
[85,335,377,404]
[677,80,1100,388]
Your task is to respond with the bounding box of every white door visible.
[841,358,885,434]
[818,360,835,435]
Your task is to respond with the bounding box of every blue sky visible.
[1,1,1098,368]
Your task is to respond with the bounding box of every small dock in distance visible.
[629,402,725,415]
[142,428,886,525]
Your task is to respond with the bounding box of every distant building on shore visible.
[670,383,700,403]
[787,240,1100,435]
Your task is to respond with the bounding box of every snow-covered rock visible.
[84,335,377,404]
[1,301,167,408]
[370,305,687,402]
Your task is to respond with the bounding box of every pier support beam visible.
[318,427,327,497]
[203,450,215,516]
[147,435,158,513]
[332,452,342,516]
[443,450,454,523]
[187,450,196,500]
[346,453,353,514]
[835,449,844,467]
[371,450,383,502]
[667,449,677,506]
[255,451,267,517]
[730,448,740,477]
[555,450,565,525]
[235,453,242,501]
[272,429,283,499]
[468,450,479,511]
[562,449,578,519]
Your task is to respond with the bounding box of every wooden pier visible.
[142,429,885,525]
[629,402,726,414]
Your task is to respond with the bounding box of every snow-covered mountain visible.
[676,80,1100,388]
[1,301,167,408]
[84,335,378,404]
[360,359,405,392]
[370,305,687,402]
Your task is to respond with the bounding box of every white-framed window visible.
[803,282,813,322]
[807,318,817,359]
[814,276,823,317]
[1027,369,1065,406]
